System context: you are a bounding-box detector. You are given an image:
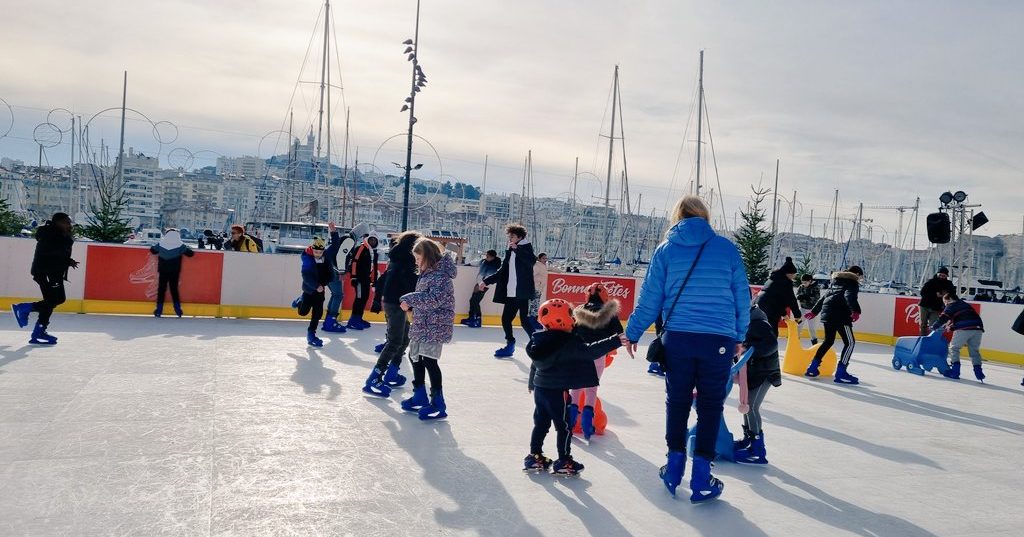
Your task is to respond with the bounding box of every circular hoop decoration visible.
[167,147,194,170]
[0,97,12,140]
[370,132,444,211]
[152,120,179,145]
[46,108,75,132]
[32,122,63,148]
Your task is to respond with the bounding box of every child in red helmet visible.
[524,298,627,476]
[569,283,624,440]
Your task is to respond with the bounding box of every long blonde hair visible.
[670,195,710,224]
[412,237,444,272]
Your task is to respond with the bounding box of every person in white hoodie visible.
[527,253,549,330]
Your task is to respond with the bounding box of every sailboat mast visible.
[602,65,619,262]
[340,107,349,226]
[570,156,578,260]
[314,0,330,193]
[695,50,704,197]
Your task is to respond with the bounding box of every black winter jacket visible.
[757,271,801,325]
[381,235,419,304]
[811,272,862,325]
[745,306,781,389]
[526,329,622,390]
[919,276,956,311]
[573,299,624,343]
[349,239,379,284]
[483,240,536,303]
[31,223,76,279]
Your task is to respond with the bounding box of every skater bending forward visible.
[398,238,457,421]
[294,237,332,347]
[524,298,625,476]
[732,303,780,464]
[803,265,863,384]
[11,212,78,345]
[933,292,987,381]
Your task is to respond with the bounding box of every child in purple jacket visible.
[399,238,457,420]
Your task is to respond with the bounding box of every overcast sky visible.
[1,0,1022,240]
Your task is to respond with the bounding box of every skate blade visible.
[361,390,391,399]
[522,467,548,474]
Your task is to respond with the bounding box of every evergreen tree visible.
[797,252,814,278]
[733,187,774,284]
[81,176,132,243]
[0,196,28,236]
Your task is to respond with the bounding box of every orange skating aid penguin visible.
[569,283,625,440]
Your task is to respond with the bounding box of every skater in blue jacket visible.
[933,292,986,381]
[293,237,332,347]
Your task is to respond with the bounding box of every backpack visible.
[249,234,264,253]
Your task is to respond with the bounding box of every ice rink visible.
[2,314,1023,537]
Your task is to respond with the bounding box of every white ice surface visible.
[2,314,1023,537]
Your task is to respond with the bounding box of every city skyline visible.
[1,0,1022,240]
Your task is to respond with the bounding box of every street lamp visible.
[399,0,426,231]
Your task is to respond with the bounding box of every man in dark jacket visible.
[796,274,822,344]
[321,222,347,333]
[918,267,956,335]
[524,298,624,476]
[756,256,802,336]
[362,231,422,397]
[460,250,501,328]
[804,265,863,384]
[11,212,79,345]
[346,234,379,330]
[481,224,537,358]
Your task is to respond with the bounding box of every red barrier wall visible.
[84,245,224,304]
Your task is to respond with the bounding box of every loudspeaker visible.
[926,212,951,244]
[971,211,989,231]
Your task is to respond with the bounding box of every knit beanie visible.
[779,257,798,275]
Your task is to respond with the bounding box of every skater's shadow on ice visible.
[761,409,942,469]
[595,399,639,428]
[323,340,376,367]
[0,345,34,371]
[795,377,1024,434]
[381,407,545,537]
[860,360,1024,395]
[531,475,633,537]
[582,430,769,537]
[288,349,341,400]
[746,467,939,537]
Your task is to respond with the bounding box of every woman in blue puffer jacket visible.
[625,195,749,504]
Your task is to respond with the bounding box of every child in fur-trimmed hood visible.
[567,283,625,439]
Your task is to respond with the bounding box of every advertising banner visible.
[84,245,224,303]
[893,296,981,338]
[546,273,637,319]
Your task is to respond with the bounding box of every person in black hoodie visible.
[732,303,780,465]
[755,256,802,337]
[481,224,537,358]
[346,233,379,330]
[524,299,625,476]
[11,212,79,345]
[918,267,956,336]
[803,265,864,384]
[362,230,423,397]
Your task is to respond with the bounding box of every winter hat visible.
[937,266,949,275]
[230,224,245,234]
[538,299,575,332]
[583,282,609,306]
[847,265,864,276]
[779,257,798,275]
[310,237,326,250]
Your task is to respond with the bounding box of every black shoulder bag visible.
[646,241,709,366]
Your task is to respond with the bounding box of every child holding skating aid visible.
[732,302,780,464]
[524,299,627,476]
[568,283,624,440]
[398,238,457,420]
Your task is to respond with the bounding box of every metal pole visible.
[117,71,127,188]
[602,65,618,262]
[401,0,422,231]
[341,107,349,225]
[479,154,487,217]
[695,50,704,196]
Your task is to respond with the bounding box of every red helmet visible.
[584,282,609,304]
[538,299,575,332]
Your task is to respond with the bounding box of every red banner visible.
[545,273,637,319]
[84,244,224,304]
[893,296,981,338]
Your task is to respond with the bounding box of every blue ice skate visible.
[374,342,386,353]
[647,362,666,377]
[291,296,303,309]
[659,450,686,497]
[29,322,57,345]
[580,405,595,440]
[362,368,391,397]
[494,341,515,358]
[418,389,447,421]
[322,316,347,333]
[11,302,32,328]
[689,455,724,503]
[401,385,429,412]
[566,403,580,432]
[306,330,323,348]
[734,431,768,465]
[383,363,406,387]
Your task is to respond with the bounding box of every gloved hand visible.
[851,312,861,323]
[370,295,383,314]
[803,311,817,320]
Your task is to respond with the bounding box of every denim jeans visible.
[326,276,343,318]
[663,331,734,459]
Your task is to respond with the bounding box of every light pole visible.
[400,0,427,231]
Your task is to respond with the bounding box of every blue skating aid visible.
[892,330,949,376]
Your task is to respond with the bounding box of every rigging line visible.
[701,91,729,232]
[615,73,631,217]
[590,74,615,175]
[664,71,701,213]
